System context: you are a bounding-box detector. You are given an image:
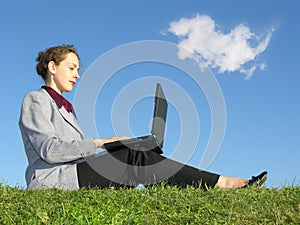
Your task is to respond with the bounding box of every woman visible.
[19,45,267,190]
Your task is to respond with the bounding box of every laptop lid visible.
[151,83,168,148]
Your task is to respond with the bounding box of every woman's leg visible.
[76,150,137,189]
[77,159,129,189]
[133,150,220,189]
[76,149,221,189]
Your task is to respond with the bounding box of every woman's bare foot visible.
[217,176,248,189]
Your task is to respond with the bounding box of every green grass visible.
[0,184,299,224]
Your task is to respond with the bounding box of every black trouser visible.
[77,148,220,190]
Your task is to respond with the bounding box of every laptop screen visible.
[151,83,168,148]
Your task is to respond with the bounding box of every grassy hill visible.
[0,184,299,224]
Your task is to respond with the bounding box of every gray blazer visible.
[19,88,95,190]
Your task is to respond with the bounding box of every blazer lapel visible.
[39,88,84,137]
[58,107,84,137]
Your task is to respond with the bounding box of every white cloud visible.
[166,14,274,79]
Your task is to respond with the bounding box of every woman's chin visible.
[65,87,74,92]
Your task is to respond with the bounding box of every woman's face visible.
[48,52,80,94]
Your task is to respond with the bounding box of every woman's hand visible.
[93,136,129,149]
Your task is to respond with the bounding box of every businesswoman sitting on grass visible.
[19,45,268,190]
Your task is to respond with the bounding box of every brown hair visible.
[36,45,80,81]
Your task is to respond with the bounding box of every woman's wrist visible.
[93,138,104,149]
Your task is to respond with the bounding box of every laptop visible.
[104,83,168,154]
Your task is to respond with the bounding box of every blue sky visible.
[0,0,299,188]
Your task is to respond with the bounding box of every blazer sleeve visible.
[19,91,95,164]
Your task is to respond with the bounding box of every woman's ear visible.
[48,61,56,75]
